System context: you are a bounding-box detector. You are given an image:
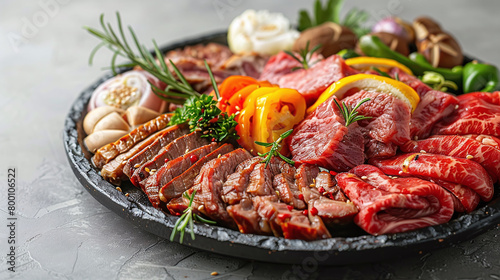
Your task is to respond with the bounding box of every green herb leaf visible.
[334,97,372,126]
[255,129,295,168]
[170,189,216,244]
[284,41,321,71]
[169,94,239,142]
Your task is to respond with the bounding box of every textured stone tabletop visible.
[1,0,500,279]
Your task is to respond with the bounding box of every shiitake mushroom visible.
[292,22,357,58]
[417,32,463,68]
[413,16,442,41]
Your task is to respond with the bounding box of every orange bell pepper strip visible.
[210,75,274,113]
[237,87,306,155]
[210,75,259,111]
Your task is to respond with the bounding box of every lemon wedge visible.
[307,74,420,114]
[345,57,413,75]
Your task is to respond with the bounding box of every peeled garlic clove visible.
[126,106,160,127]
[93,112,130,133]
[84,130,129,153]
[83,106,125,135]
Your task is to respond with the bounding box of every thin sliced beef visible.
[432,91,500,137]
[276,55,359,105]
[222,53,269,79]
[432,179,480,213]
[123,124,189,178]
[227,196,277,235]
[131,132,210,189]
[273,173,306,209]
[342,90,411,159]
[289,96,365,172]
[249,196,331,240]
[409,90,459,140]
[401,135,500,182]
[336,165,454,235]
[160,144,234,204]
[297,165,358,226]
[389,68,432,97]
[92,114,171,169]
[246,163,277,197]
[314,171,348,202]
[143,142,220,209]
[222,157,262,205]
[164,43,234,93]
[226,158,303,235]
[100,129,169,184]
[370,153,494,201]
[259,51,321,84]
[190,148,253,228]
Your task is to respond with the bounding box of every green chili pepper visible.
[462,61,499,93]
[358,35,463,87]
[337,49,360,60]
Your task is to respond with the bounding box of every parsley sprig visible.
[255,129,295,168]
[334,97,372,126]
[284,41,322,71]
[170,190,216,244]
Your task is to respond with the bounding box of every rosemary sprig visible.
[255,129,295,168]
[284,41,322,71]
[334,97,372,126]
[170,189,216,244]
[84,12,200,103]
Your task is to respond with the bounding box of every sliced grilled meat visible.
[123,124,189,178]
[143,142,220,209]
[131,131,210,189]
[92,113,171,168]
[170,148,252,228]
[160,144,234,204]
[222,157,262,205]
[100,129,169,184]
[273,173,306,209]
[297,165,357,227]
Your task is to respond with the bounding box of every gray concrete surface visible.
[1,0,500,279]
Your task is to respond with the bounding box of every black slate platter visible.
[64,31,500,265]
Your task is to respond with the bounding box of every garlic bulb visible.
[228,9,299,55]
[87,70,168,113]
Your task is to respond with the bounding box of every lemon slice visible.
[345,57,413,75]
[307,74,420,114]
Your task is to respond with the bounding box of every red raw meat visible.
[432,179,480,213]
[258,51,312,84]
[289,96,365,172]
[370,153,494,202]
[389,68,432,97]
[409,90,459,140]
[432,91,500,137]
[343,90,411,158]
[401,134,500,182]
[336,165,454,235]
[276,55,360,105]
